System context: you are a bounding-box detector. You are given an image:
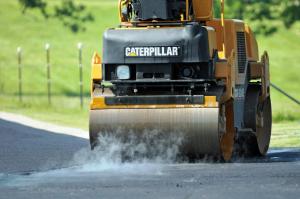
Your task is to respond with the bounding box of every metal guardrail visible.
[271,83,300,106]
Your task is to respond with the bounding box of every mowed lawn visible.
[271,122,300,147]
[0,0,119,129]
[0,0,299,147]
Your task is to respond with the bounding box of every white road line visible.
[0,112,88,139]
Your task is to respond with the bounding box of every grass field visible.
[257,24,300,122]
[0,0,300,147]
[271,122,300,147]
[0,0,118,129]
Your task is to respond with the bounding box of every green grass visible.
[0,0,118,129]
[271,122,300,147]
[0,0,300,147]
[0,94,90,129]
[0,0,119,97]
[257,22,300,122]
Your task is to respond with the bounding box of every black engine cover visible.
[102,23,210,64]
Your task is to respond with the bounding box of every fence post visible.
[78,42,83,109]
[17,47,22,102]
[45,43,51,105]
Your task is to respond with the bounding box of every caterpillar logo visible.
[125,46,181,57]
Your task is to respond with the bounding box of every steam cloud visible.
[70,129,184,173]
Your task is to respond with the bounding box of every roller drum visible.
[90,108,221,158]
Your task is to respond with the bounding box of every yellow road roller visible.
[89,0,272,161]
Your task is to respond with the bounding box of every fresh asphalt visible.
[0,119,300,199]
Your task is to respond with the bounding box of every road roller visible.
[89,0,272,161]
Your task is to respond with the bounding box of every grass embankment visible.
[257,24,300,122]
[271,122,300,147]
[0,0,119,129]
[0,0,299,147]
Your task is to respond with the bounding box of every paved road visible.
[0,119,300,199]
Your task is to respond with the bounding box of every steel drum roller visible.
[90,108,221,158]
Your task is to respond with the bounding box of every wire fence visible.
[3,45,300,109]
[15,43,86,109]
[270,83,300,106]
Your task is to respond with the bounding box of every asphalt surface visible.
[0,118,300,199]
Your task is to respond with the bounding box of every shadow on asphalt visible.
[233,148,300,163]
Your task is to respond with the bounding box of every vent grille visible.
[236,32,247,73]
